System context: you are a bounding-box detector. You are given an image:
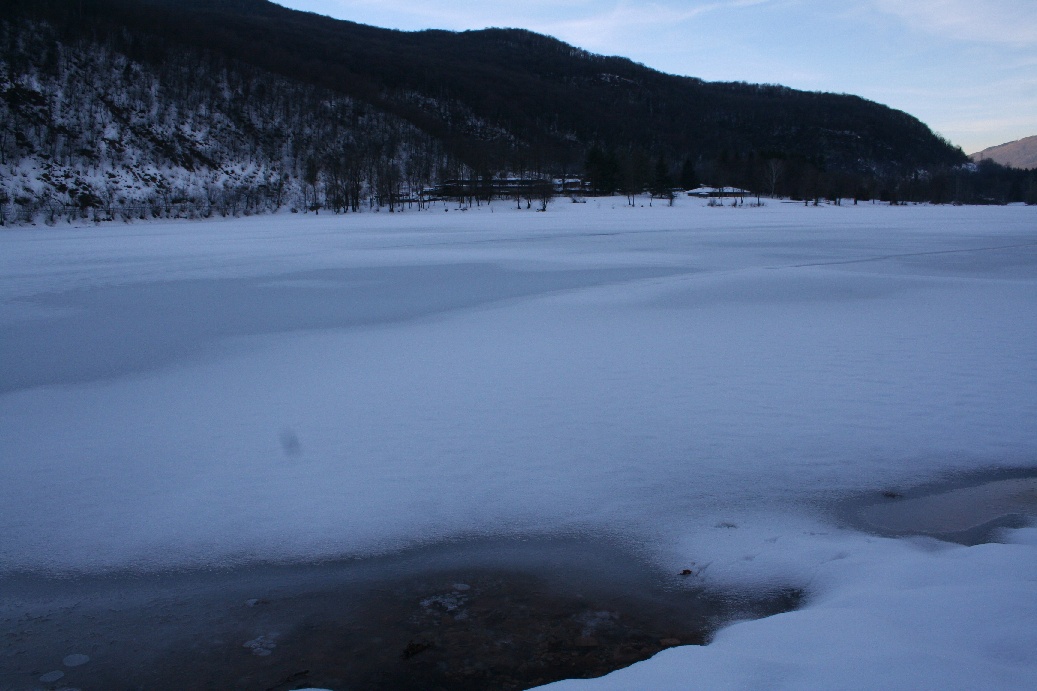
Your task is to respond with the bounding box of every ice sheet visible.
[1,202,1036,576]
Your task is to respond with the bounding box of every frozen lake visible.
[2,200,1036,688]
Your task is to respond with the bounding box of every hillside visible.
[1,0,1031,223]
[28,0,965,170]
[971,135,1037,170]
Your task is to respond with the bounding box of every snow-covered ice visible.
[1,199,1036,687]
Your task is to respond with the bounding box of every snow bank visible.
[537,528,1037,690]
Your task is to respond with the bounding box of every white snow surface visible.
[2,200,1036,685]
[538,527,1037,690]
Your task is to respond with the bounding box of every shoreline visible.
[1,535,801,691]
[6,467,1035,690]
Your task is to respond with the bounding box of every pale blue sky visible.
[276,0,1037,154]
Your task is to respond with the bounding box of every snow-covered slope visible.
[0,17,441,224]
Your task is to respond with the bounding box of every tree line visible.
[1,2,1033,225]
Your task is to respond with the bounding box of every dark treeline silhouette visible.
[1,0,1033,224]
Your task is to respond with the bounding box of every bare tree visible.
[764,159,784,198]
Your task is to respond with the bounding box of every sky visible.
[274,0,1037,155]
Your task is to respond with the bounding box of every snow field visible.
[1,200,1036,686]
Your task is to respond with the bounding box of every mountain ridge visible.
[8,0,966,170]
[970,135,1037,170]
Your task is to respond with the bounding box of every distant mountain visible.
[970,136,1037,170]
[2,0,1029,224]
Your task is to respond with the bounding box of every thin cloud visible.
[872,0,1037,45]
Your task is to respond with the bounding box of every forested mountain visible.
[1,0,1032,224]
